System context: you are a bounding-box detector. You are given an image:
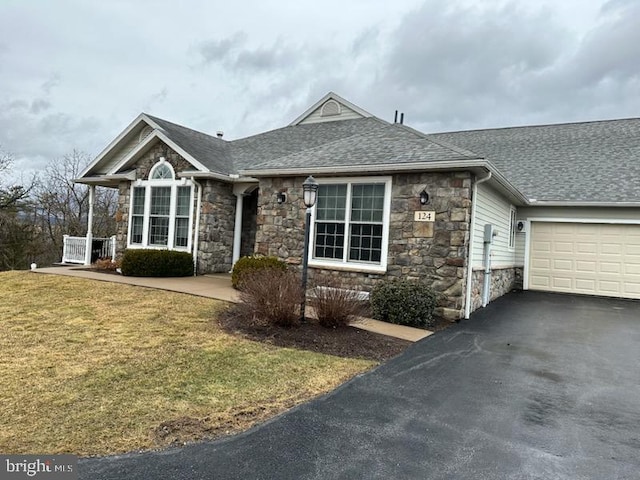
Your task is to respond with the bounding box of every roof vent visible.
[216,131,224,138]
[139,125,153,143]
[320,100,341,117]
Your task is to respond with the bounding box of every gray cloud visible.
[30,99,51,114]
[196,32,248,65]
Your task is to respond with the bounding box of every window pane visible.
[150,187,171,215]
[314,223,345,259]
[176,186,191,217]
[151,163,173,180]
[149,217,169,245]
[316,184,346,221]
[131,216,143,244]
[351,183,385,223]
[174,217,189,247]
[349,224,383,263]
[132,187,146,215]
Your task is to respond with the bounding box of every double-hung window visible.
[128,160,194,250]
[311,178,391,273]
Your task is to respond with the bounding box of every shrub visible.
[92,258,121,272]
[310,280,367,329]
[231,255,288,290]
[120,249,193,277]
[236,269,303,327]
[370,279,437,328]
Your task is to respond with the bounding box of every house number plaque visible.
[414,211,435,222]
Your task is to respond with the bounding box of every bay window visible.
[128,160,194,250]
[311,178,391,272]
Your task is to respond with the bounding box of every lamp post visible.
[300,175,319,322]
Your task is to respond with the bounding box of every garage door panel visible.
[575,279,596,292]
[553,259,573,271]
[599,262,621,274]
[529,222,640,300]
[576,261,597,273]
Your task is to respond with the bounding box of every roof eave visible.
[177,171,258,183]
[239,159,485,177]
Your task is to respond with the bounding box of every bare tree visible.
[0,147,34,210]
[35,150,117,261]
[0,147,42,270]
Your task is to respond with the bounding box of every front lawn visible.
[0,271,374,456]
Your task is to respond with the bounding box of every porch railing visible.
[62,235,116,264]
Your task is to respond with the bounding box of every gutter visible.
[464,170,492,319]
[239,159,487,177]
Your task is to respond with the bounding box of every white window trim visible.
[508,206,517,251]
[308,176,392,274]
[127,161,194,251]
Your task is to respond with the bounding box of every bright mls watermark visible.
[0,455,77,479]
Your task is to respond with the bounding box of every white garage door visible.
[529,222,640,299]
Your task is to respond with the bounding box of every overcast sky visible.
[1,0,639,178]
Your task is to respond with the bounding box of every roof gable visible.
[289,92,373,126]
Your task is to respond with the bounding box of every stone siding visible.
[197,180,235,273]
[113,141,236,274]
[254,172,472,320]
[470,267,517,313]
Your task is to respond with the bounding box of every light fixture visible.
[300,175,319,322]
[419,189,429,205]
[302,176,319,208]
[276,192,287,204]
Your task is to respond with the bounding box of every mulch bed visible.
[217,308,453,362]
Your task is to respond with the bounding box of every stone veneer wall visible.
[197,180,235,273]
[113,141,235,274]
[470,267,517,313]
[254,172,472,320]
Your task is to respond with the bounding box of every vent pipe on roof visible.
[394,110,398,123]
[400,113,404,125]
[216,131,224,138]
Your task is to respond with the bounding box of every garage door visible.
[529,222,640,299]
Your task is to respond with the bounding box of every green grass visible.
[0,271,374,455]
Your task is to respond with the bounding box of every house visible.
[74,92,640,320]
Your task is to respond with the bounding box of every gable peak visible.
[290,92,374,126]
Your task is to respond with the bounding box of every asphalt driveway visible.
[79,291,640,479]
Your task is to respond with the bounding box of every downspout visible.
[191,178,202,276]
[464,171,492,319]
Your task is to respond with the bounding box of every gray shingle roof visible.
[429,119,640,203]
[147,111,640,204]
[147,115,480,175]
[233,118,479,171]
[146,114,233,174]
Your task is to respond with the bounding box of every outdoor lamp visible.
[419,189,429,205]
[276,191,287,204]
[300,175,319,322]
[302,176,319,208]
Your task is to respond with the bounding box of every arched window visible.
[149,160,174,180]
[129,159,193,250]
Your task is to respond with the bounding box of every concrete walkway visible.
[34,266,431,342]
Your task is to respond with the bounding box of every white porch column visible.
[84,185,95,266]
[232,193,243,266]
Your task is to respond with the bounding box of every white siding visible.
[299,102,365,125]
[472,183,517,269]
[95,134,143,175]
